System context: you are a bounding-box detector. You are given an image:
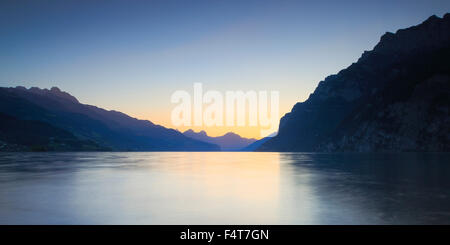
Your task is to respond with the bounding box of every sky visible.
[1,0,449,138]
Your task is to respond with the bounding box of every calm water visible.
[0,152,450,224]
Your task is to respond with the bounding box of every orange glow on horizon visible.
[131,109,284,139]
[173,125,269,140]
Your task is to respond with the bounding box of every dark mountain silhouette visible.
[0,87,219,151]
[240,132,277,151]
[258,13,450,152]
[183,129,257,151]
[0,113,106,151]
[240,137,273,151]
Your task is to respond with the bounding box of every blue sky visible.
[1,0,449,137]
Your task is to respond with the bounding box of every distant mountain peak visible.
[183,130,257,151]
[223,132,237,136]
[184,129,208,136]
[222,132,248,139]
[15,86,79,104]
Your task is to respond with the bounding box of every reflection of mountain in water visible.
[1,152,449,224]
[280,153,450,224]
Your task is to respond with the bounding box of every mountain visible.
[0,86,219,151]
[240,137,272,152]
[258,14,450,152]
[0,113,106,151]
[240,132,277,151]
[183,129,257,151]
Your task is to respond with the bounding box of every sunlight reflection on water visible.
[0,152,450,224]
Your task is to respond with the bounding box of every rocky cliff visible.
[258,14,450,152]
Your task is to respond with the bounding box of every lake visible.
[0,152,450,224]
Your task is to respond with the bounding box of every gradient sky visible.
[1,0,449,138]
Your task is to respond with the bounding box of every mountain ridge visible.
[183,129,257,151]
[258,13,450,152]
[0,86,220,151]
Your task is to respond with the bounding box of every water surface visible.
[1,152,449,224]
